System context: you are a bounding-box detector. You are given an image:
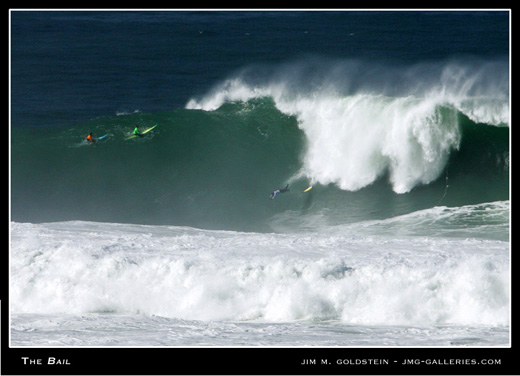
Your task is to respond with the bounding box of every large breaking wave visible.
[187,58,509,194]
[11,58,509,231]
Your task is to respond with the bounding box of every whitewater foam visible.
[10,219,509,326]
[186,59,509,194]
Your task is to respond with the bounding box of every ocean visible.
[8,9,510,374]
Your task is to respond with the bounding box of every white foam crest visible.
[185,59,508,193]
[186,78,269,111]
[10,221,510,326]
[433,61,510,125]
[276,93,461,193]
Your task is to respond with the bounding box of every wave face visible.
[11,59,509,232]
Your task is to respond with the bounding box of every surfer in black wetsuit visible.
[270,184,290,199]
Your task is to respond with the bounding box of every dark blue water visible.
[11,11,508,128]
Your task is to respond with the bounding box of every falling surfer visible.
[269,184,290,199]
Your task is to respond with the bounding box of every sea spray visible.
[187,58,508,194]
[275,94,461,193]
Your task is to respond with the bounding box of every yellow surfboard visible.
[125,124,158,140]
[303,186,313,192]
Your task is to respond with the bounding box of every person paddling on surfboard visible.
[133,125,142,137]
[86,133,95,143]
[270,184,289,199]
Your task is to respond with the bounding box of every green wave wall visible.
[11,99,509,232]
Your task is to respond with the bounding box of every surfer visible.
[270,184,290,199]
[86,133,95,143]
[133,125,142,136]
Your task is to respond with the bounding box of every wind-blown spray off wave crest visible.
[187,58,509,194]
